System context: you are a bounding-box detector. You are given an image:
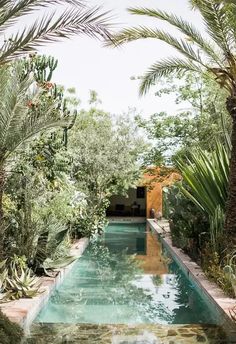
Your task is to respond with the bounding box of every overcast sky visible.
[38,0,202,117]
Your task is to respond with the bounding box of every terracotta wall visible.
[136,231,167,274]
[146,183,162,218]
[143,169,181,218]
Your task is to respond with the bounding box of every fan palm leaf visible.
[177,142,229,216]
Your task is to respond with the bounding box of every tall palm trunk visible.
[0,167,5,221]
[225,96,236,241]
[0,166,5,259]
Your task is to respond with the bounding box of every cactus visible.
[23,54,78,146]
[23,54,58,83]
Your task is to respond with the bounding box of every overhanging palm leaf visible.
[110,26,207,66]
[0,1,111,64]
[108,2,235,96]
[128,7,223,67]
[0,0,85,34]
[139,57,201,96]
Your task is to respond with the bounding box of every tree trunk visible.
[225,96,236,242]
[0,167,5,259]
[0,167,5,221]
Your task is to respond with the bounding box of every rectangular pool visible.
[36,223,219,325]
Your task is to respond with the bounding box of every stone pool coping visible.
[108,216,146,224]
[148,219,236,333]
[0,237,89,332]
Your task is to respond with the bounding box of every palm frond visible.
[190,0,234,53]
[139,58,201,96]
[0,0,85,35]
[0,63,69,164]
[0,6,111,64]
[0,63,33,149]
[110,26,209,70]
[128,7,223,67]
[0,1,10,9]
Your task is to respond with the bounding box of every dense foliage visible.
[0,56,144,302]
[135,72,230,165]
[0,309,23,344]
[70,105,144,237]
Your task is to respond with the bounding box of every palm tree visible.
[108,0,236,239]
[0,0,111,217]
[0,62,71,219]
[0,0,111,65]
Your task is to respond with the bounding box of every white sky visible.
[37,0,202,117]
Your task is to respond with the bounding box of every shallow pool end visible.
[0,237,89,333]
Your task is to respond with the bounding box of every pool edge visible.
[147,218,236,340]
[0,237,89,333]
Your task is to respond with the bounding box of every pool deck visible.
[25,323,230,344]
[148,218,236,339]
[0,237,89,332]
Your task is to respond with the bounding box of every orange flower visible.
[45,82,54,89]
[27,100,34,108]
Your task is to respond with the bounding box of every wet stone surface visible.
[23,323,235,344]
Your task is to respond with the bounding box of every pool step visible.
[37,304,146,323]
[23,323,233,344]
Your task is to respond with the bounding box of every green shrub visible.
[201,246,234,297]
[163,185,209,260]
[0,309,23,344]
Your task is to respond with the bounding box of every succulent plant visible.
[223,252,236,302]
[0,256,41,302]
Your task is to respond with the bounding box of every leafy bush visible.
[0,309,23,344]
[201,246,234,297]
[164,185,234,297]
[163,185,209,260]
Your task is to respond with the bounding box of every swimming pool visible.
[36,223,218,325]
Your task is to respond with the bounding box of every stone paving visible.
[23,323,235,344]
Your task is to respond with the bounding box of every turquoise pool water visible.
[36,223,217,325]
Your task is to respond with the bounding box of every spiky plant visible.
[108,1,236,239]
[177,142,229,252]
[0,0,111,65]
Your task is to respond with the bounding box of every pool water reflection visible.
[36,223,217,325]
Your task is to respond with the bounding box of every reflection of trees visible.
[151,275,163,286]
[168,262,215,324]
[47,232,203,324]
[86,239,175,323]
